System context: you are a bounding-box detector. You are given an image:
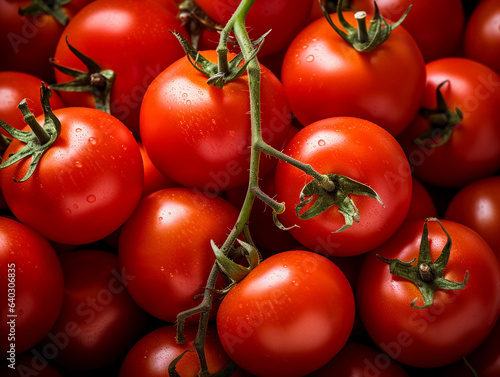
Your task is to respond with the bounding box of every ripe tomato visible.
[0,217,64,354]
[274,117,412,257]
[0,107,143,245]
[119,325,243,377]
[138,142,178,199]
[357,219,500,368]
[281,8,425,136]
[43,250,147,372]
[464,0,500,74]
[405,176,438,221]
[350,0,465,62]
[216,250,355,377]
[397,57,500,188]
[0,71,64,136]
[118,187,239,322]
[140,50,291,192]
[51,0,188,137]
[194,0,314,57]
[445,176,500,260]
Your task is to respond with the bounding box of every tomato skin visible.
[139,142,178,199]
[405,176,438,221]
[308,342,409,377]
[281,11,425,136]
[194,0,314,57]
[119,325,243,377]
[0,71,64,136]
[274,117,412,257]
[0,107,143,245]
[397,58,500,188]
[118,187,239,322]
[464,0,500,74]
[0,217,64,354]
[140,50,291,192]
[357,219,500,368]
[44,249,148,371]
[216,250,355,377]
[445,176,500,260]
[52,0,188,137]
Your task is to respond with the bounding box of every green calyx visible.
[378,218,469,309]
[415,81,464,148]
[49,35,116,114]
[171,30,267,89]
[0,83,61,182]
[321,0,411,52]
[19,0,71,26]
[296,173,383,233]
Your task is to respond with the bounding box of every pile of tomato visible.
[1,0,499,376]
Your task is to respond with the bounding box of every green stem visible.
[19,102,50,145]
[355,11,369,44]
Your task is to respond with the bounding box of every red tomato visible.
[0,217,64,354]
[119,325,243,377]
[309,342,409,377]
[350,0,465,62]
[194,0,314,57]
[274,117,412,257]
[445,176,500,260]
[118,187,239,322]
[44,249,148,371]
[0,71,64,136]
[217,250,355,377]
[398,57,500,188]
[357,219,500,368]
[138,142,178,199]
[464,0,500,74]
[0,107,144,245]
[1,353,62,377]
[51,0,188,137]
[140,50,291,192]
[281,9,425,136]
[0,0,94,83]
[405,176,438,221]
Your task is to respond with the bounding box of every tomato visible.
[1,353,62,377]
[139,142,178,199]
[51,0,188,137]
[274,117,412,257]
[0,217,64,354]
[0,71,64,136]
[140,50,291,192]
[464,0,500,74]
[405,176,438,221]
[445,176,500,260]
[281,8,425,136]
[194,0,314,57]
[217,250,355,377]
[118,187,239,322]
[119,325,243,377]
[0,0,94,83]
[397,57,500,188]
[357,219,500,368]
[0,106,144,245]
[349,0,465,62]
[309,342,409,377]
[40,249,147,372]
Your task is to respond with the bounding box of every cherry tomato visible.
[118,187,239,322]
[51,0,188,137]
[398,57,500,188]
[119,325,243,377]
[357,219,500,368]
[405,176,438,221]
[217,249,355,377]
[138,142,178,199]
[0,107,144,245]
[281,9,425,136]
[445,176,500,260]
[0,217,64,354]
[274,117,412,256]
[140,50,291,192]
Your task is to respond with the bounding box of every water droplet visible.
[158,216,163,223]
[75,128,82,132]
[86,195,96,203]
[302,45,308,49]
[167,212,171,215]
[122,145,127,151]
[75,161,82,168]
[182,93,188,98]
[306,55,315,62]
[186,100,191,105]
[160,266,165,272]
[292,281,299,287]
[88,137,97,145]
[318,139,326,146]
[169,272,174,278]
[65,208,71,214]
[283,264,287,268]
